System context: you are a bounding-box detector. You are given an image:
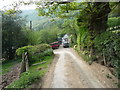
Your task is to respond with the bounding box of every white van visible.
[62,38,69,48]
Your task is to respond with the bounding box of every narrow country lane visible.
[41,46,118,88]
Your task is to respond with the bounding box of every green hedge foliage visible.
[94,31,120,78]
[107,17,120,28]
[16,44,53,65]
[77,29,120,79]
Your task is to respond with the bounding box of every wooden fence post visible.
[25,52,29,71]
[19,52,29,77]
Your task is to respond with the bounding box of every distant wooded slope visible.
[20,10,50,30]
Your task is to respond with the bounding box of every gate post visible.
[19,52,29,77]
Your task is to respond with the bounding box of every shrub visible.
[35,44,51,53]
[43,49,53,56]
[94,31,120,78]
[16,46,35,56]
[16,44,53,65]
[107,17,120,28]
[31,49,53,62]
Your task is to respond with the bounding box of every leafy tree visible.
[36,2,112,43]
[2,11,27,59]
[23,19,63,45]
[36,1,120,57]
[62,18,79,45]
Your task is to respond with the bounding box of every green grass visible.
[30,56,53,69]
[6,55,54,88]
[1,59,21,75]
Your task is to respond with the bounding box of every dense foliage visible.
[2,11,28,59]
[107,17,120,28]
[2,9,63,60]
[94,31,120,78]
[16,44,53,65]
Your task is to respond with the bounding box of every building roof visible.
[62,34,69,39]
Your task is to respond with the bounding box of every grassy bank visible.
[6,55,54,88]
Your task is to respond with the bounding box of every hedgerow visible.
[16,44,53,65]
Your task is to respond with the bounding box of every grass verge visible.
[6,55,54,88]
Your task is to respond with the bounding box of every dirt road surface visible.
[41,47,118,88]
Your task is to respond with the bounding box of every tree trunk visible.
[89,2,111,35]
[19,52,29,77]
[88,2,111,56]
[19,53,26,76]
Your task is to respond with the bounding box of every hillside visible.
[20,9,50,30]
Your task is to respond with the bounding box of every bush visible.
[107,17,120,28]
[16,44,53,65]
[16,46,35,56]
[35,44,51,53]
[94,31,120,78]
[31,49,53,62]
[43,49,53,56]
